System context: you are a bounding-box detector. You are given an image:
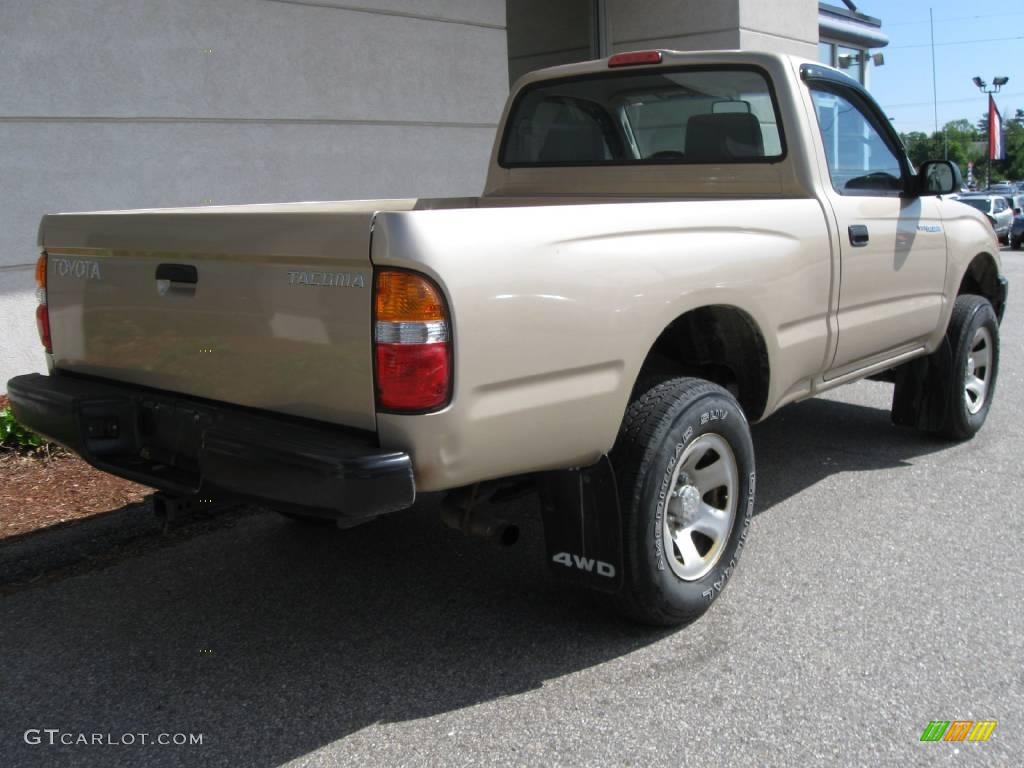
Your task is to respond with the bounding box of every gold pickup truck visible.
[7,50,1008,626]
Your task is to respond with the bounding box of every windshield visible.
[500,67,784,167]
[959,198,991,214]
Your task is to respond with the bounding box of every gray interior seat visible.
[684,113,765,162]
[539,120,609,163]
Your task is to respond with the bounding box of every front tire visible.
[610,378,756,626]
[935,295,1000,440]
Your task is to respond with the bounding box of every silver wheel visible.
[663,433,738,581]
[964,326,994,415]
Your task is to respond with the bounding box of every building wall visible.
[0,0,508,387]
[609,0,817,58]
[507,0,594,84]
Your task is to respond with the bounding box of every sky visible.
[864,1,1023,134]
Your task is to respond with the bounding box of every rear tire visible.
[610,377,756,626]
[934,295,1000,440]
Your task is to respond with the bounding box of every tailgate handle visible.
[156,264,198,284]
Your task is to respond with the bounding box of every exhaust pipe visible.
[441,491,519,547]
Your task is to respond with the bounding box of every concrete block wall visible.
[0,0,508,386]
[506,0,593,84]
[738,0,818,57]
[609,0,817,58]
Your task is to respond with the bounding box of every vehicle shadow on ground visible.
[751,394,951,516]
[0,394,951,767]
[0,494,689,767]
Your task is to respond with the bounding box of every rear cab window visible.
[499,67,785,167]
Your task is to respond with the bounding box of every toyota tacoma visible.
[7,50,1009,626]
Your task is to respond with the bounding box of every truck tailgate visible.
[39,200,415,431]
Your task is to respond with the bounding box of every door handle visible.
[848,225,870,247]
[156,263,198,296]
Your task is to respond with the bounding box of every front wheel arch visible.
[956,252,1004,321]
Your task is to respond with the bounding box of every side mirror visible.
[916,160,962,196]
[1015,207,1022,216]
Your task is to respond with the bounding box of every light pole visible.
[972,76,1009,189]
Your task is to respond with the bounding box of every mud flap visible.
[891,338,952,432]
[537,456,623,594]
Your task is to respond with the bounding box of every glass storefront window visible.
[818,42,835,67]
[836,45,864,85]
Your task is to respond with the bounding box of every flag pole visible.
[987,95,992,190]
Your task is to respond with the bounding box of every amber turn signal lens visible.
[35,252,47,290]
[375,271,446,323]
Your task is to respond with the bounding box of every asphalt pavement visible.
[1,250,1022,768]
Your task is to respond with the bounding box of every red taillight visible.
[375,343,449,410]
[608,50,663,68]
[35,252,51,353]
[373,270,451,412]
[36,304,52,353]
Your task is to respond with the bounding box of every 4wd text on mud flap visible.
[552,552,616,578]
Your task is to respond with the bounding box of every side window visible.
[809,86,905,195]
[994,199,1006,213]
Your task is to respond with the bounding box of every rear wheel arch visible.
[631,305,771,421]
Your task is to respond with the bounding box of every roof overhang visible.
[819,2,888,49]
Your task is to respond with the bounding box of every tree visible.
[900,119,984,180]
[902,109,1021,184]
[1000,109,1024,179]
[899,131,934,167]
[945,119,976,136]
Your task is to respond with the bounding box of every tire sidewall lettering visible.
[654,436,689,572]
[651,398,752,587]
[702,470,755,602]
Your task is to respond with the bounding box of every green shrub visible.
[0,405,45,451]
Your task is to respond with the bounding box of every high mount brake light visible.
[608,51,663,68]
[373,270,451,411]
[35,252,51,353]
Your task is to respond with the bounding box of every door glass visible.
[810,87,904,194]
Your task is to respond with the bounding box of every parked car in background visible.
[1011,211,1024,250]
[958,194,1013,243]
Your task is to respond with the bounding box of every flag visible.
[988,95,1005,161]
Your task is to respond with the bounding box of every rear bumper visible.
[6,373,414,522]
